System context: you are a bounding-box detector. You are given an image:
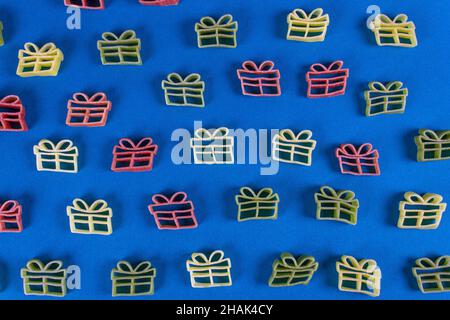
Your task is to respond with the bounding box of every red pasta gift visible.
[0,95,28,131]
[237,60,281,97]
[0,200,23,232]
[306,60,349,98]
[138,0,179,5]
[111,137,158,172]
[66,92,111,127]
[64,0,105,9]
[148,192,197,230]
[336,143,380,176]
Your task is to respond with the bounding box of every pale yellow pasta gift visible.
[287,8,329,42]
[67,199,113,235]
[369,14,417,48]
[17,42,64,77]
[336,255,381,297]
[397,192,446,229]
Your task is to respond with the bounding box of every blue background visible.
[0,0,449,300]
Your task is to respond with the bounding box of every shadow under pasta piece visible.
[17,43,64,77]
[111,137,158,172]
[186,250,232,288]
[235,187,279,221]
[67,199,113,235]
[286,8,329,42]
[336,143,380,176]
[0,95,28,131]
[33,139,79,173]
[269,253,318,287]
[412,256,450,293]
[414,129,450,162]
[161,73,205,107]
[306,60,348,98]
[336,255,381,297]
[64,0,105,9]
[148,192,197,230]
[272,129,316,166]
[21,259,67,297]
[195,14,238,48]
[190,127,234,164]
[139,0,179,5]
[397,192,446,230]
[237,61,281,96]
[111,261,156,296]
[97,30,142,65]
[369,14,417,48]
[0,200,23,233]
[365,81,408,116]
[314,186,359,225]
[66,92,112,127]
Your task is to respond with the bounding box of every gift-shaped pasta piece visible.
[235,187,279,221]
[33,139,79,173]
[269,253,318,287]
[365,81,408,116]
[336,255,381,297]
[67,199,113,235]
[186,250,232,288]
[195,14,238,48]
[66,92,112,127]
[148,192,197,230]
[237,61,281,96]
[0,200,23,232]
[286,8,329,42]
[306,60,349,98]
[97,30,142,65]
[0,21,4,46]
[272,129,316,166]
[190,127,234,164]
[336,143,380,176]
[64,0,105,9]
[412,256,450,293]
[139,0,179,6]
[414,129,450,162]
[397,192,446,229]
[314,186,359,225]
[111,261,156,296]
[21,259,67,297]
[161,73,205,107]
[111,137,158,172]
[0,95,28,131]
[17,43,64,77]
[369,14,417,48]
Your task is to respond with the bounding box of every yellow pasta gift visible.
[287,8,329,42]
[369,14,417,48]
[17,42,64,77]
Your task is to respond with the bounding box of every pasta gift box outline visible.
[0,95,28,131]
[237,60,281,97]
[286,8,329,42]
[148,192,198,230]
[111,261,156,296]
[0,200,23,232]
[336,143,380,176]
[139,0,179,5]
[111,137,158,172]
[195,14,238,48]
[17,42,64,77]
[306,60,349,98]
[64,0,105,9]
[66,92,112,127]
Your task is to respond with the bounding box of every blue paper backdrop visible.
[0,0,449,300]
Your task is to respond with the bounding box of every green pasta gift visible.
[269,253,318,287]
